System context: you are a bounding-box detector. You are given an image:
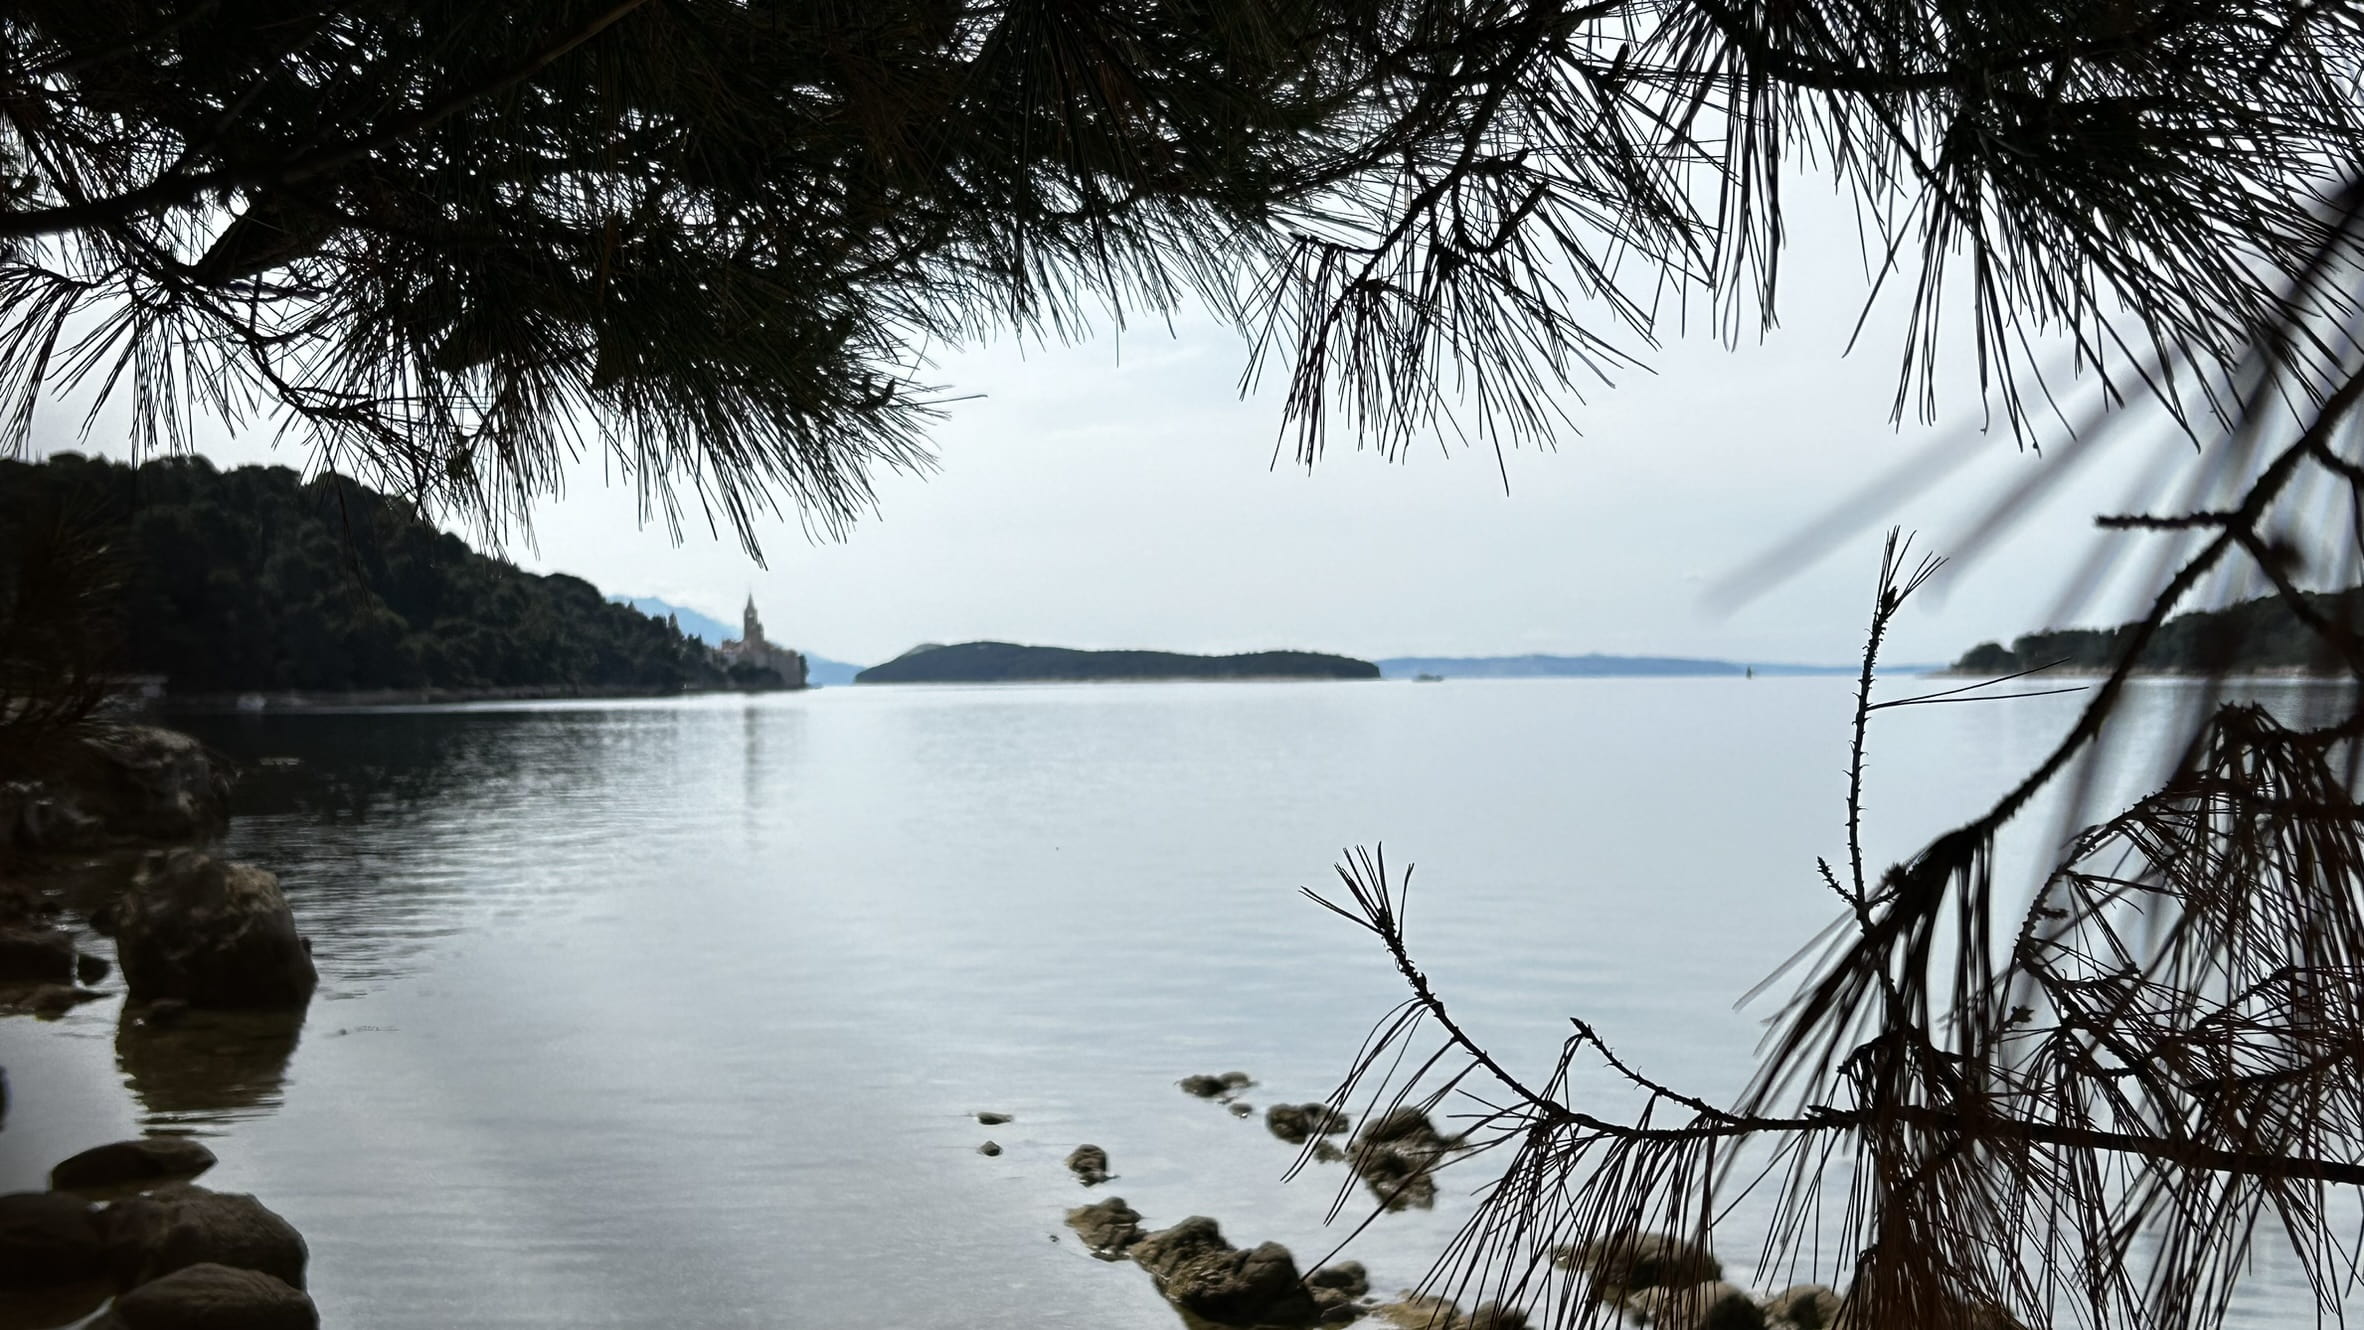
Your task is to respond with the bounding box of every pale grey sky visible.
[27,206,2250,671]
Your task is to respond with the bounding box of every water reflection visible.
[116,1004,305,1128]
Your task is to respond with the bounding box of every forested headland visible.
[0,454,748,697]
[1956,585,2364,675]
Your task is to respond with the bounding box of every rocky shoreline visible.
[2,723,325,1330]
[1021,1071,1862,1330]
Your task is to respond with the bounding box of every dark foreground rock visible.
[1064,1197,1146,1257]
[1266,1102,1351,1145]
[52,1138,218,1192]
[1131,1216,1320,1327]
[89,1261,318,1330]
[102,1183,308,1291]
[1181,1071,1254,1099]
[1066,1144,1111,1186]
[0,1191,106,1287]
[109,851,316,1008]
[0,924,73,983]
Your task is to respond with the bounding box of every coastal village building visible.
[719,596,809,689]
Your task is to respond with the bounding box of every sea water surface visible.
[0,677,2353,1329]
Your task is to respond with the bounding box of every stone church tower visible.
[719,594,807,689]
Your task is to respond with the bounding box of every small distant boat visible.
[1413,673,1444,683]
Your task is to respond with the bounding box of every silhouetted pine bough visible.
[1305,200,2364,1329]
[6,1,2364,549]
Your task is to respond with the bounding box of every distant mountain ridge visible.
[1375,654,1905,679]
[612,595,864,685]
[857,642,1378,684]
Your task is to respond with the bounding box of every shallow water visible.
[0,677,2354,1328]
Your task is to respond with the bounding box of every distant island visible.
[1955,585,2364,675]
[1374,653,1924,679]
[0,454,805,700]
[856,642,1379,684]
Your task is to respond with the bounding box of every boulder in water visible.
[88,1261,318,1330]
[1266,1102,1351,1145]
[110,851,316,1009]
[101,1183,308,1291]
[1558,1231,1722,1302]
[1130,1216,1319,1327]
[1064,1197,1146,1257]
[1637,1281,1764,1330]
[1346,1108,1455,1211]
[52,1138,218,1193]
[1065,1144,1111,1185]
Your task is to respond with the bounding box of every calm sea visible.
[0,677,2351,1329]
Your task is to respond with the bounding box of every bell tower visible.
[742,594,765,647]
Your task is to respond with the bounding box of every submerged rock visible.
[102,1183,308,1291]
[7,982,104,1018]
[88,1261,318,1330]
[1181,1071,1255,1099]
[1064,1197,1146,1257]
[77,951,110,984]
[976,1111,1012,1125]
[51,1138,218,1192]
[1266,1102,1351,1145]
[1229,1101,1253,1118]
[1130,1216,1319,1327]
[111,851,316,1009]
[0,1191,106,1287]
[978,1141,1003,1157]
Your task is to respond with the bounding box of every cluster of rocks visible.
[1,727,230,857]
[1,845,316,1015]
[2,725,327,1328]
[0,1137,316,1329]
[1559,1233,1845,1330]
[1065,1199,1378,1326]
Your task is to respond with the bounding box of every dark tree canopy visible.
[4,0,2361,550]
[0,453,723,693]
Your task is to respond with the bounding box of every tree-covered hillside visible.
[857,642,1377,684]
[1956,586,2364,675]
[0,454,730,695]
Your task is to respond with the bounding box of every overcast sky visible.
[28,203,2264,670]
